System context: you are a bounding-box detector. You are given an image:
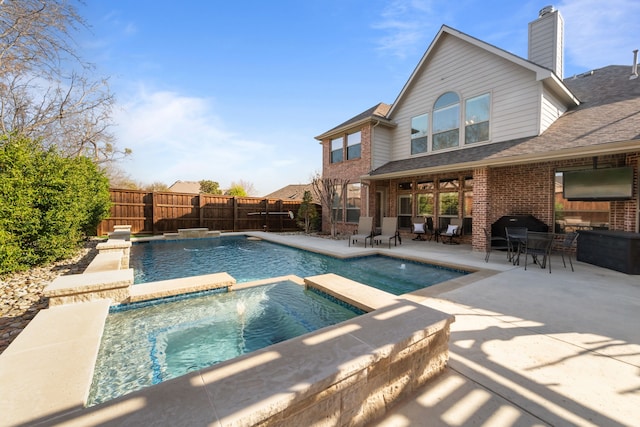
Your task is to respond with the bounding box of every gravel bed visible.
[0,240,99,354]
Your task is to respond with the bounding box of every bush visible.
[0,136,111,275]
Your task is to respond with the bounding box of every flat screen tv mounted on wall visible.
[563,167,634,201]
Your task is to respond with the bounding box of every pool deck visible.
[2,231,639,426]
[255,233,640,426]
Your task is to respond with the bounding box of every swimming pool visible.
[88,281,362,406]
[130,235,467,295]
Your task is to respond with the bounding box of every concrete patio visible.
[259,233,640,426]
[2,231,639,426]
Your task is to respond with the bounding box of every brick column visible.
[472,167,489,253]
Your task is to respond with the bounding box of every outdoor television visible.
[563,167,634,201]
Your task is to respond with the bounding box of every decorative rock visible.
[0,239,98,354]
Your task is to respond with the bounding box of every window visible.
[433,92,460,150]
[398,182,413,191]
[346,131,361,160]
[438,179,459,216]
[417,180,434,191]
[330,137,343,163]
[411,113,429,154]
[417,180,434,217]
[417,194,434,216]
[346,183,361,222]
[463,177,473,217]
[398,194,412,228]
[331,185,343,221]
[465,94,490,144]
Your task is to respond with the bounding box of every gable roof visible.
[368,65,640,179]
[168,180,201,194]
[315,103,394,140]
[264,184,317,202]
[387,25,579,118]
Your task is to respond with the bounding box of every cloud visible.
[113,87,318,194]
[559,0,640,72]
[114,88,271,186]
[372,0,438,59]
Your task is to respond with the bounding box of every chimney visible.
[631,49,638,80]
[528,5,564,78]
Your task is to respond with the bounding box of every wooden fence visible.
[97,189,321,236]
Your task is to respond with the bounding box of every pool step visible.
[128,272,236,303]
[304,273,400,312]
[44,269,134,306]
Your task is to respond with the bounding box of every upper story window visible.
[409,92,491,155]
[433,92,460,151]
[346,131,361,160]
[330,137,343,163]
[465,94,490,144]
[411,113,429,154]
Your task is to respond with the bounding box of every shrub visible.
[0,136,111,275]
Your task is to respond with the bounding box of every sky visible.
[77,0,640,195]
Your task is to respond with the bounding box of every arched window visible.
[433,92,460,150]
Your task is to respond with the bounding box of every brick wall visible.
[322,141,639,246]
[320,124,374,235]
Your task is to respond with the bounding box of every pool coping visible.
[1,232,498,426]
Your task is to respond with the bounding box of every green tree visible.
[0,135,111,275]
[226,184,247,197]
[199,180,222,195]
[297,190,318,234]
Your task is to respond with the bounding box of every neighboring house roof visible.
[367,65,640,179]
[315,102,394,140]
[264,184,317,202]
[168,180,201,194]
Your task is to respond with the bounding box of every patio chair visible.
[349,216,373,247]
[483,226,509,262]
[559,231,579,272]
[411,217,426,241]
[505,227,528,264]
[439,218,462,244]
[372,217,399,248]
[524,231,554,273]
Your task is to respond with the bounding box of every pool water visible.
[88,281,361,406]
[131,235,467,295]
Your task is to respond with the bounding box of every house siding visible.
[389,35,542,162]
[372,126,392,170]
[540,87,566,133]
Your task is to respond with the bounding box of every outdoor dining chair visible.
[483,226,509,263]
[559,231,579,271]
[524,231,555,273]
[505,227,528,264]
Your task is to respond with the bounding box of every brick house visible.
[315,7,640,253]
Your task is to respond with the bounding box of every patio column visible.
[472,167,490,253]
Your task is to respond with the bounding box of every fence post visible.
[233,197,238,232]
[260,199,269,231]
[199,194,205,229]
[152,192,158,235]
